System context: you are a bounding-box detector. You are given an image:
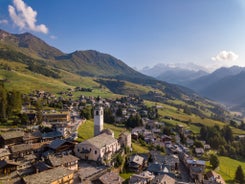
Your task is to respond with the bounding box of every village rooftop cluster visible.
[0,89,227,184]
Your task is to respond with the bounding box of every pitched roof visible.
[206,170,226,184]
[99,171,124,184]
[10,144,33,153]
[48,139,66,149]
[48,154,79,167]
[129,155,144,165]
[42,131,62,139]
[80,133,117,149]
[151,174,176,184]
[0,131,24,140]
[23,166,74,184]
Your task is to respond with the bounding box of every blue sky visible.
[0,0,245,70]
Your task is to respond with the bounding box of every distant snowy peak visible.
[140,62,208,77]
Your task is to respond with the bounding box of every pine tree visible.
[235,165,245,184]
[0,85,7,120]
[210,154,219,169]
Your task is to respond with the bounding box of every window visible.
[95,150,97,154]
[96,111,99,115]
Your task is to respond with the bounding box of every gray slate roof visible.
[48,139,66,150]
[10,144,33,153]
[48,154,79,167]
[0,131,24,140]
[23,166,74,184]
[80,133,117,149]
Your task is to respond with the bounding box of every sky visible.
[0,0,245,71]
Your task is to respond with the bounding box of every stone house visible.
[129,171,155,184]
[97,171,124,184]
[9,144,33,161]
[118,131,131,148]
[128,154,145,172]
[0,131,24,147]
[47,154,79,171]
[22,166,74,184]
[0,148,10,160]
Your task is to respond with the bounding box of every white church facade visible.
[75,104,121,164]
[74,133,120,163]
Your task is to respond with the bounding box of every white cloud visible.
[0,19,8,25]
[211,50,239,61]
[8,0,48,34]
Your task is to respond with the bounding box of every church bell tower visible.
[94,105,104,137]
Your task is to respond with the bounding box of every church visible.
[74,104,122,164]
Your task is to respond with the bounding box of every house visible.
[42,111,70,122]
[150,174,176,184]
[147,162,171,176]
[9,144,33,160]
[128,154,145,172]
[186,138,194,147]
[0,159,19,176]
[22,166,74,184]
[47,139,75,155]
[129,171,155,184]
[52,122,71,138]
[74,133,120,164]
[118,131,131,148]
[41,131,63,141]
[23,131,42,144]
[97,171,124,184]
[204,170,226,184]
[164,154,179,171]
[47,154,79,171]
[0,148,10,160]
[186,159,206,182]
[195,148,205,157]
[0,131,24,147]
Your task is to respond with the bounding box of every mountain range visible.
[142,63,245,115]
[0,29,198,101]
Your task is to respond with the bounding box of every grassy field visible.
[206,156,245,184]
[217,156,245,183]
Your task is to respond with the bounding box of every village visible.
[0,89,227,184]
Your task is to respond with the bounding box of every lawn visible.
[131,142,150,153]
[206,156,245,183]
[217,156,245,183]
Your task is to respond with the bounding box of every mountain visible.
[156,69,208,85]
[140,63,208,85]
[0,29,234,122]
[185,66,245,91]
[140,63,208,77]
[0,29,197,101]
[184,66,245,114]
[0,29,63,59]
[55,50,156,84]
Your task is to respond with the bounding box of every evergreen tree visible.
[210,154,219,169]
[222,125,233,143]
[7,90,22,116]
[235,165,244,184]
[80,105,92,120]
[0,85,7,120]
[104,107,115,123]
